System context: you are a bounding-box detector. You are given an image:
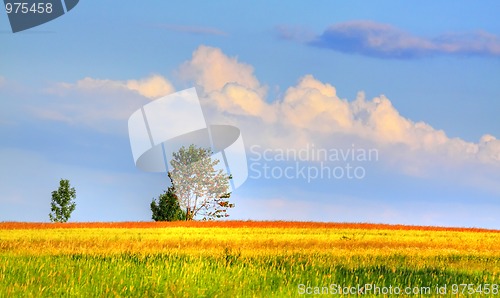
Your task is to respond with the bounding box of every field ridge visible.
[1,220,499,232]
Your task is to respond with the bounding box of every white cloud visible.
[210,83,275,121]
[66,77,124,91]
[478,135,500,163]
[282,79,498,168]
[126,75,175,99]
[281,75,353,132]
[178,45,263,94]
[28,46,499,182]
[177,46,500,184]
[5,47,500,224]
[48,75,174,99]
[29,75,175,133]
[178,45,275,123]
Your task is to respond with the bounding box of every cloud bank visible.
[177,46,500,169]
[26,46,500,191]
[29,75,174,133]
[4,45,500,225]
[280,20,500,59]
[49,75,174,99]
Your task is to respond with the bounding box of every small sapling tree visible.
[49,179,76,223]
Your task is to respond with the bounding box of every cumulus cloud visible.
[30,46,500,176]
[30,74,174,132]
[177,46,500,172]
[478,135,500,163]
[30,76,175,133]
[273,75,498,169]
[178,45,275,122]
[48,75,174,99]
[178,45,263,94]
[280,75,352,132]
[210,83,275,121]
[280,20,500,59]
[126,75,175,99]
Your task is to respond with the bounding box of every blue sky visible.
[1,1,499,227]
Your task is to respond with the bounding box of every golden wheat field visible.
[1,221,499,297]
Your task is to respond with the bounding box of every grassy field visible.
[0,221,499,297]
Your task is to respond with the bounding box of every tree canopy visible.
[151,173,187,221]
[169,145,234,220]
[49,179,76,223]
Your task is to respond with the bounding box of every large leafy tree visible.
[169,145,234,220]
[151,173,186,221]
[49,179,76,223]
